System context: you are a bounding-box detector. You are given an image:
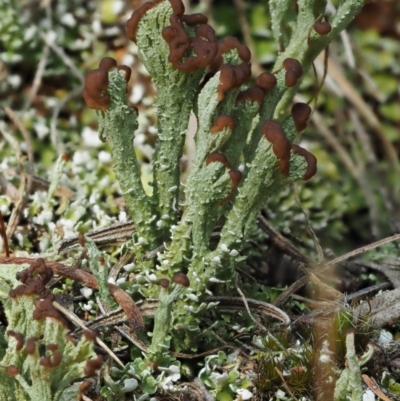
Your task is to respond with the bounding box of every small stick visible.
[0,211,10,257]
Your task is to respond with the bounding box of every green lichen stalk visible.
[0,259,103,401]
[81,0,365,365]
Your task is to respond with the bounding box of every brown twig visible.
[257,214,311,264]
[274,367,300,401]
[0,256,145,329]
[274,233,400,307]
[3,107,34,195]
[0,211,10,257]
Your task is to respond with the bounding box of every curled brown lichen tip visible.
[172,272,190,287]
[262,120,291,177]
[211,36,251,71]
[291,103,312,132]
[99,57,117,71]
[206,152,231,169]
[5,366,19,377]
[83,330,97,342]
[33,296,69,327]
[163,11,217,72]
[229,169,242,190]
[236,87,264,106]
[40,351,63,368]
[255,72,277,94]
[314,21,332,35]
[158,278,170,288]
[7,330,24,351]
[83,68,110,111]
[210,115,236,133]
[181,13,208,25]
[79,380,92,394]
[126,2,155,43]
[47,343,58,352]
[25,336,40,355]
[217,63,251,101]
[282,58,303,87]
[84,355,104,376]
[291,144,317,180]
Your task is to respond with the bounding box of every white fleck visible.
[156,220,163,228]
[162,259,169,265]
[146,273,157,282]
[123,263,135,272]
[220,243,229,253]
[80,287,93,298]
[209,277,226,283]
[121,378,138,392]
[236,389,253,400]
[121,53,135,66]
[33,122,49,139]
[168,186,178,193]
[112,0,124,14]
[137,237,146,244]
[60,13,77,27]
[319,354,331,363]
[210,372,229,387]
[363,389,375,401]
[186,293,199,302]
[116,277,126,285]
[108,277,116,284]
[212,256,221,264]
[378,329,393,345]
[8,75,22,88]
[275,389,286,399]
[238,164,245,172]
[98,151,112,163]
[229,249,239,257]
[73,150,91,165]
[82,126,101,147]
[82,302,93,311]
[119,211,128,222]
[129,83,145,104]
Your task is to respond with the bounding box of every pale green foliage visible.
[97,0,364,365]
[0,288,98,401]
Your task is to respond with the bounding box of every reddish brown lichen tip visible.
[99,57,117,71]
[40,351,63,368]
[206,152,231,169]
[282,58,303,87]
[210,115,236,133]
[84,355,104,376]
[262,120,292,177]
[5,366,19,376]
[126,2,155,43]
[314,21,332,35]
[158,278,170,288]
[172,272,190,287]
[291,103,312,132]
[229,169,242,190]
[217,63,251,101]
[181,13,208,25]
[25,337,39,355]
[79,380,92,394]
[236,87,264,106]
[291,144,317,180]
[255,72,277,94]
[83,330,97,342]
[7,330,24,351]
